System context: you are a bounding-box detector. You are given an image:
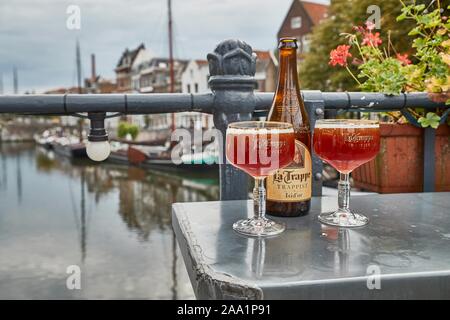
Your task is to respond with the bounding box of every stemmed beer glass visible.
[313,119,380,227]
[226,121,295,237]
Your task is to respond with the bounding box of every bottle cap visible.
[279,37,298,49]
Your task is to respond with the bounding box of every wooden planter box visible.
[353,123,450,193]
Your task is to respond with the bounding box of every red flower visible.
[352,25,365,33]
[396,53,411,65]
[365,21,376,31]
[329,45,352,67]
[351,58,363,66]
[353,21,376,34]
[362,32,382,47]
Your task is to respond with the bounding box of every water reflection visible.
[247,218,353,280]
[0,151,6,190]
[0,143,219,299]
[319,226,350,275]
[251,238,265,279]
[248,222,314,279]
[16,156,22,204]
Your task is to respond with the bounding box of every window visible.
[291,16,302,29]
[194,83,199,93]
[187,84,191,93]
[301,35,310,53]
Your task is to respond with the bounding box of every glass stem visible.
[253,178,266,220]
[338,173,350,212]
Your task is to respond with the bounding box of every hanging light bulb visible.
[86,112,110,161]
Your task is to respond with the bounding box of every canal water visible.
[0,143,219,299]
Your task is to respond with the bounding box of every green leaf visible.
[413,38,426,48]
[397,13,407,21]
[414,4,426,12]
[418,117,429,127]
[408,27,421,36]
[430,122,439,129]
[419,112,441,129]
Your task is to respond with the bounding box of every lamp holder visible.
[88,112,108,142]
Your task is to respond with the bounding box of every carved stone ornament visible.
[207,39,256,77]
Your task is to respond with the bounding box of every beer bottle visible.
[266,38,311,217]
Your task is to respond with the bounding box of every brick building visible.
[277,0,329,57]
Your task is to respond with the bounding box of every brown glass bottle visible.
[266,38,311,217]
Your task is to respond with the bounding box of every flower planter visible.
[352,123,450,193]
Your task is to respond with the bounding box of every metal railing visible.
[0,39,448,199]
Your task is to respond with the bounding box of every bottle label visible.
[266,140,312,202]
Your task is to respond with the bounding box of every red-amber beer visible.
[226,124,295,178]
[266,38,312,217]
[313,121,380,174]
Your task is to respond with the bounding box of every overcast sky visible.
[0,0,328,93]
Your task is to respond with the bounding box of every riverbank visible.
[0,142,219,299]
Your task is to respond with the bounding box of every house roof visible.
[138,58,189,76]
[254,50,277,74]
[116,43,145,69]
[44,87,82,94]
[254,50,271,61]
[195,60,209,67]
[278,0,329,36]
[302,1,328,25]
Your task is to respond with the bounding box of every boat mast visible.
[76,39,83,142]
[76,39,82,94]
[80,168,86,262]
[13,66,18,94]
[168,0,176,131]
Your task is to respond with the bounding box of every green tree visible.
[118,121,139,140]
[300,0,448,91]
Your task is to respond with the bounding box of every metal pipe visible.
[0,93,214,115]
[321,92,446,110]
[0,92,445,115]
[255,91,447,112]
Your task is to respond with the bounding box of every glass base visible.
[233,217,285,237]
[318,209,369,228]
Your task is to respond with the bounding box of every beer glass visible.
[313,119,380,227]
[226,121,295,237]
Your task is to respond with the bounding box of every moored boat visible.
[33,130,55,149]
[51,136,87,158]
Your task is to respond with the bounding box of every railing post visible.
[207,40,258,200]
[423,127,436,192]
[303,90,324,197]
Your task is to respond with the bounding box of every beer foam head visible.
[227,121,294,135]
[227,127,294,135]
[315,120,379,129]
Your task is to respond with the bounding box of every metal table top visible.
[172,192,450,299]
